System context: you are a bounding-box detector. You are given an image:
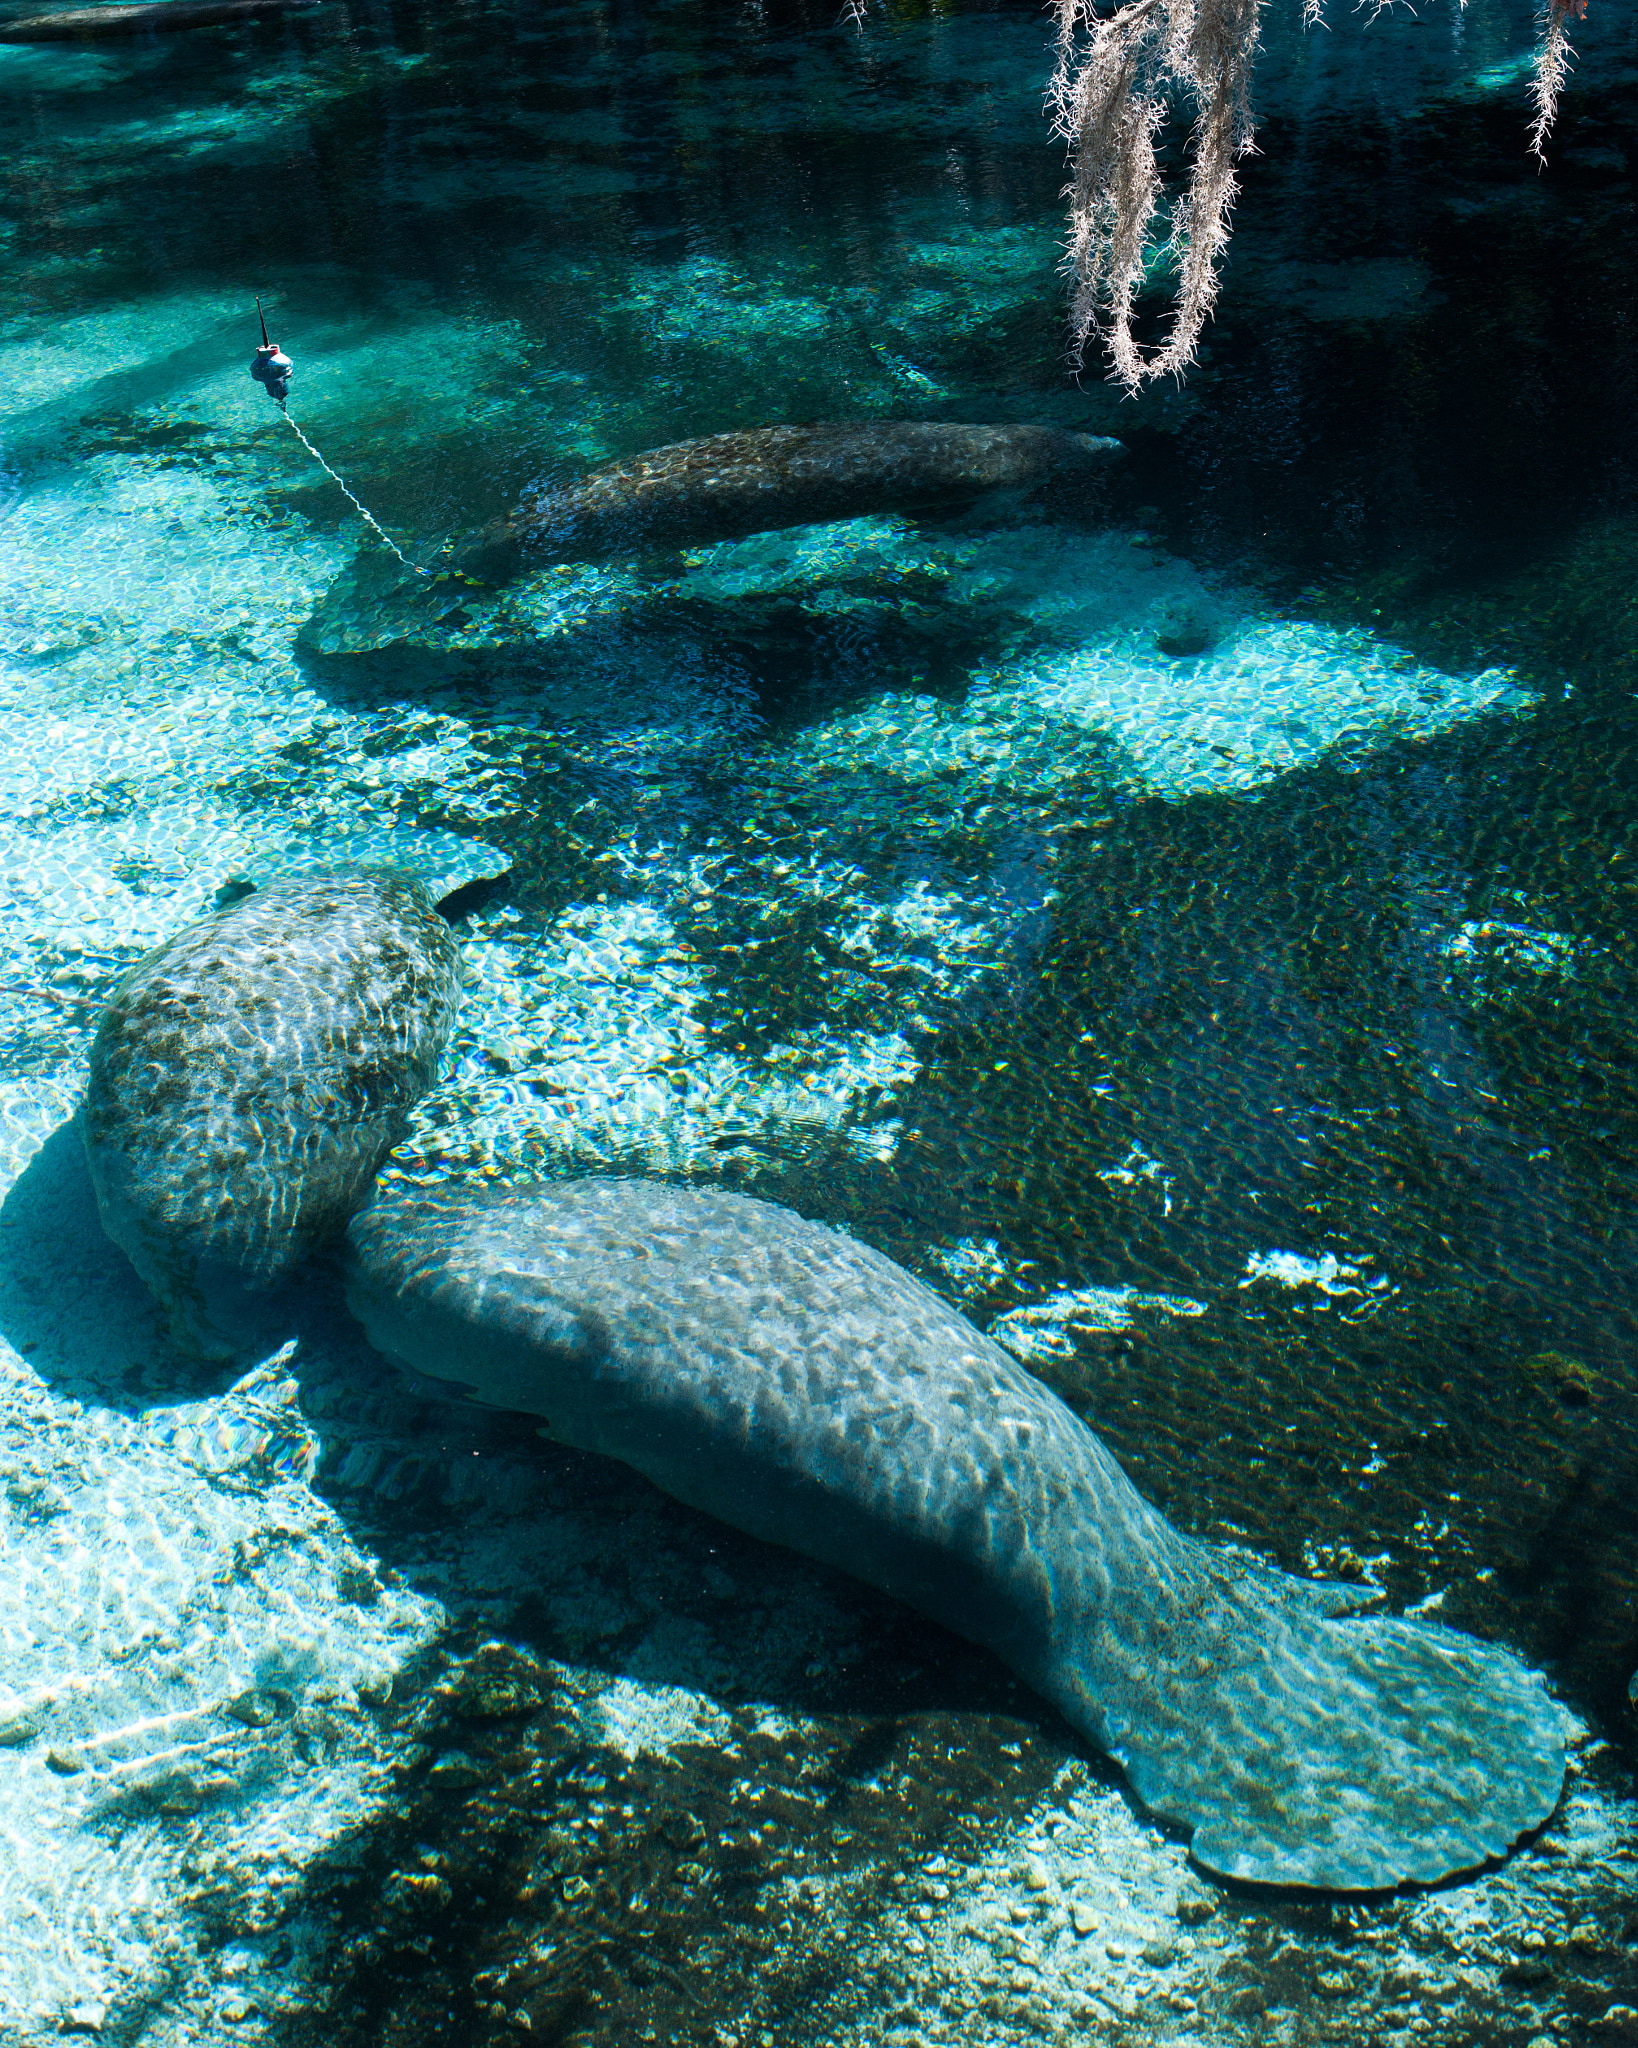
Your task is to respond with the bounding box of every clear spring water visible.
[0,0,1636,2041]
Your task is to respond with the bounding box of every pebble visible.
[152,1774,201,1814]
[1175,1890,1217,1926]
[428,1751,487,1788]
[1070,1902,1099,1937]
[382,1869,454,1914]
[1022,1858,1051,1892]
[222,1688,281,1728]
[0,1703,48,1746]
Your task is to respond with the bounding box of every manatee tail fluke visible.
[1105,1564,1572,1890]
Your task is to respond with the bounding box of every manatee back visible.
[84,869,460,1356]
[487,421,1124,568]
[343,1176,1150,1638]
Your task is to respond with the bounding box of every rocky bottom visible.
[258,1564,1638,2048]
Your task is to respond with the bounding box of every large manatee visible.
[345,1175,1572,1893]
[83,870,461,1358]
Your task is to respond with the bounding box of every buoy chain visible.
[273,402,431,579]
[250,301,487,590]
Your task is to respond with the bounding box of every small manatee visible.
[0,0,319,38]
[302,420,1123,652]
[83,869,461,1358]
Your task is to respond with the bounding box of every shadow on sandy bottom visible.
[0,1120,1053,1726]
[289,545,1002,737]
[0,1117,344,1410]
[0,1119,190,1407]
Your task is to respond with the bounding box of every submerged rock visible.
[83,869,460,1358]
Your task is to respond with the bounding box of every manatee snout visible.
[1065,430,1126,464]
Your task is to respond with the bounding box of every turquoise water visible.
[1,0,1636,2040]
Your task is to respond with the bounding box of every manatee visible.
[0,0,317,38]
[299,419,1123,653]
[453,421,1124,584]
[345,1176,1571,1892]
[84,869,461,1359]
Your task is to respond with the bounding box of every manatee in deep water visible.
[84,870,461,1358]
[454,420,1124,583]
[345,1177,1572,1892]
[0,0,317,38]
[296,423,1130,655]
[301,419,1123,654]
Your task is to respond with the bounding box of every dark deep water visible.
[0,0,1636,2040]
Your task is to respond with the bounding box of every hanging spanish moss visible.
[1048,0,1587,387]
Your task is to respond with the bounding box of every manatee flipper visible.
[344,1177,1570,1891]
[84,869,461,1358]
[433,870,513,922]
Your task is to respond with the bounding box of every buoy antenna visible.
[256,295,271,349]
